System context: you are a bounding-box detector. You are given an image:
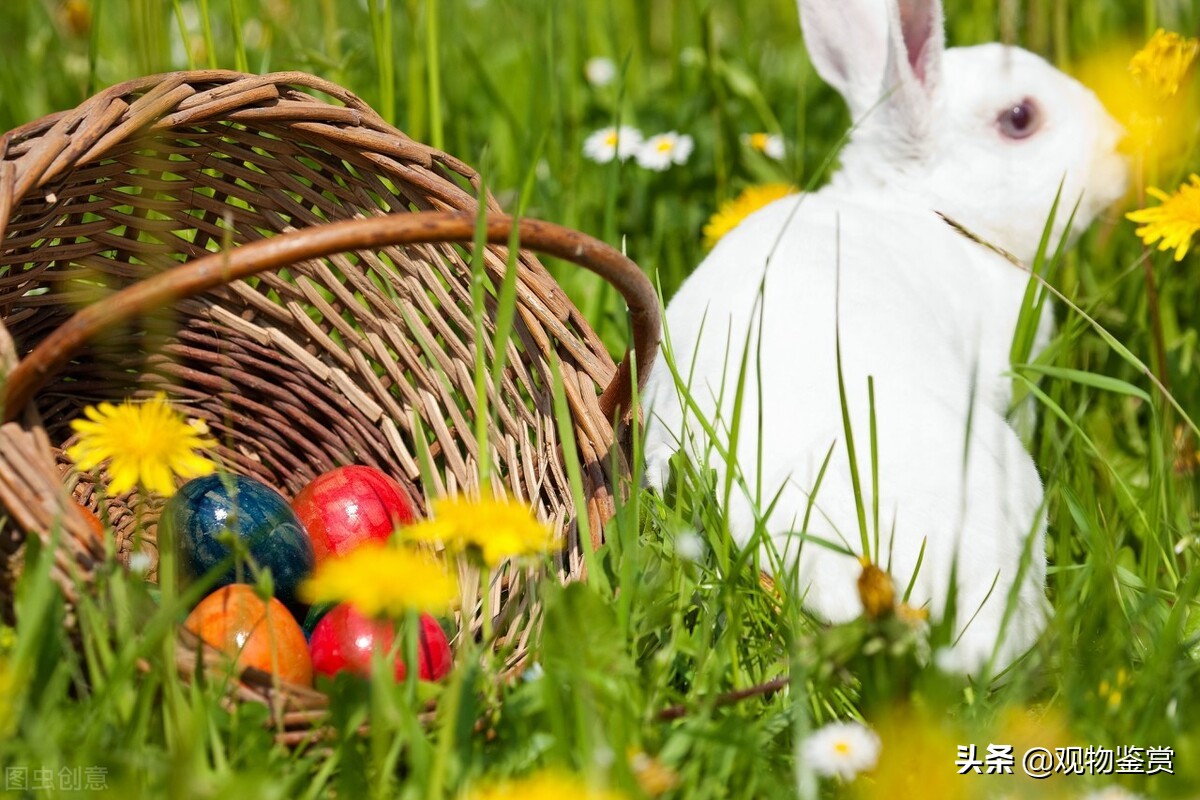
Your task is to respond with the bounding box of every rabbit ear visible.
[879,0,944,141]
[798,0,945,134]
[891,0,943,86]
[797,0,891,119]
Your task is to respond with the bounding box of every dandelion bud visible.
[857,562,895,620]
[1129,29,1199,101]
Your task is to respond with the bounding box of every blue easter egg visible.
[162,474,315,607]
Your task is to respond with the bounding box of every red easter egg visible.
[309,603,452,682]
[292,466,418,563]
[184,585,313,686]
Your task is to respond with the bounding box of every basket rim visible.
[0,69,484,202]
[3,211,659,426]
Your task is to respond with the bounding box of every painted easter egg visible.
[184,584,312,685]
[308,603,452,682]
[76,503,105,541]
[291,466,418,563]
[161,474,315,607]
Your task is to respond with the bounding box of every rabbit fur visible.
[641,0,1128,674]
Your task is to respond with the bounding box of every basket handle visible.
[2,212,660,424]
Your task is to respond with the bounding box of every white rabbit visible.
[642,0,1127,674]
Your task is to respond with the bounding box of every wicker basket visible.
[0,70,659,742]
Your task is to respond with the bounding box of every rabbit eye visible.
[998,98,1041,140]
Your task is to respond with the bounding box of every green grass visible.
[3,0,1200,798]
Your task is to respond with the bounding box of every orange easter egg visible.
[184,585,312,686]
[76,503,105,541]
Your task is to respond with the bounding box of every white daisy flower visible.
[128,551,153,576]
[675,530,705,562]
[741,132,785,160]
[242,19,264,49]
[800,720,881,781]
[585,56,617,87]
[62,54,88,78]
[583,126,644,164]
[636,132,694,171]
[933,646,970,674]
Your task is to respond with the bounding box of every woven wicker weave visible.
[0,70,659,742]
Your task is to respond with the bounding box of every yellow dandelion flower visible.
[299,543,458,617]
[405,495,560,568]
[628,749,679,796]
[1173,424,1197,474]
[66,392,216,496]
[1076,39,1197,160]
[1129,28,1199,100]
[464,771,627,800]
[62,0,92,38]
[860,710,964,799]
[1126,174,1200,261]
[1098,668,1131,710]
[702,184,797,250]
[895,603,929,625]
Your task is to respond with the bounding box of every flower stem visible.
[1142,260,1170,391]
[480,566,494,647]
[1137,155,1171,392]
[426,649,466,800]
[425,0,442,150]
[479,565,501,720]
[403,609,419,704]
